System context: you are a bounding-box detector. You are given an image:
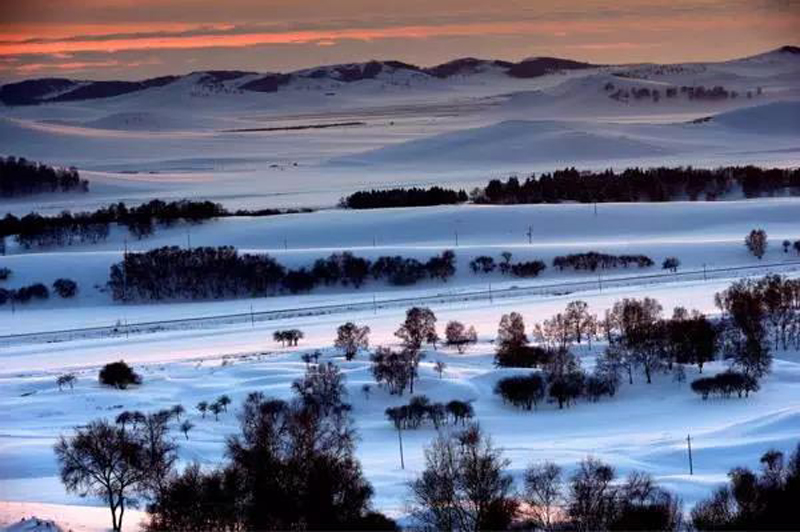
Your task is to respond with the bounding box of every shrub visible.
[510,260,547,278]
[662,257,680,272]
[11,282,50,303]
[98,360,141,389]
[53,278,78,298]
[0,267,10,280]
[495,374,546,410]
[469,256,496,274]
[691,370,759,400]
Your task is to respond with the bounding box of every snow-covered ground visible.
[1,46,800,530]
[1,47,799,213]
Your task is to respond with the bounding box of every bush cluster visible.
[0,282,49,305]
[691,370,759,399]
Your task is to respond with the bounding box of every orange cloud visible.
[0,20,632,56]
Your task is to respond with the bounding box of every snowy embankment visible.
[1,197,799,336]
[1,314,799,528]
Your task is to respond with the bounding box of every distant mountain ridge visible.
[1,45,796,106]
[1,57,593,105]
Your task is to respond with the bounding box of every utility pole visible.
[250,304,255,327]
[526,225,533,244]
[397,427,405,470]
[454,230,459,247]
[703,263,707,281]
[123,238,128,304]
[687,434,694,475]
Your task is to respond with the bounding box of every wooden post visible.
[687,434,694,475]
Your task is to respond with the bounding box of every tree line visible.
[0,277,78,306]
[108,247,457,301]
[0,156,88,197]
[409,423,799,531]
[336,166,799,209]
[474,166,800,204]
[553,252,654,271]
[340,186,468,209]
[0,200,312,251]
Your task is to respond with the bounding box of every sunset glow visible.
[0,1,798,79]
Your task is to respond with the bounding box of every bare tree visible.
[54,416,176,532]
[745,229,768,259]
[523,462,564,531]
[434,360,447,379]
[179,420,193,440]
[169,404,184,421]
[396,307,438,350]
[445,320,478,353]
[196,401,208,419]
[216,395,231,412]
[335,322,371,360]
[409,425,517,531]
[56,373,76,391]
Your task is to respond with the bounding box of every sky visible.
[0,0,798,80]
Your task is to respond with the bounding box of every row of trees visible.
[409,424,685,531]
[0,278,78,306]
[495,368,617,411]
[0,156,87,197]
[691,370,759,399]
[552,252,654,272]
[385,396,474,429]
[473,166,800,204]
[108,247,457,301]
[2,199,226,249]
[340,186,468,209]
[469,252,547,277]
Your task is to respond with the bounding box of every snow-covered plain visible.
[1,47,800,530]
